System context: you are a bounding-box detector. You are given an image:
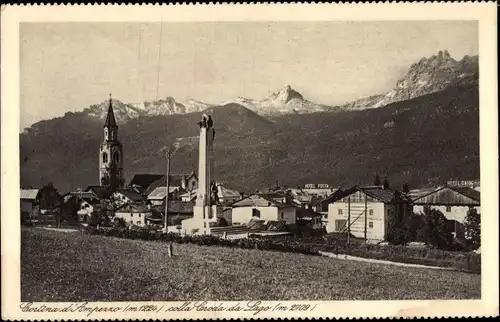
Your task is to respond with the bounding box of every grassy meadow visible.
[21,228,481,301]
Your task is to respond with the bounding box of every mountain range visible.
[80,50,478,121]
[20,50,480,193]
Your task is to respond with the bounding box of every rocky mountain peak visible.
[270,85,304,104]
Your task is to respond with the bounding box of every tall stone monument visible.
[181,113,221,235]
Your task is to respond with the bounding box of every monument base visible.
[181,205,222,235]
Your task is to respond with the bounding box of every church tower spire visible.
[99,93,124,191]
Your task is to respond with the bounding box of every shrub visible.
[418,208,454,250]
[464,208,480,249]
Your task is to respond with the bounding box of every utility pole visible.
[163,149,171,233]
[347,196,351,245]
[364,194,368,242]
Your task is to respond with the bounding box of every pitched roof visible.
[408,188,437,201]
[20,189,40,200]
[231,194,293,209]
[217,185,241,198]
[145,174,193,195]
[319,186,409,205]
[359,186,397,204]
[67,191,101,204]
[104,98,117,128]
[128,174,165,190]
[115,190,144,202]
[413,185,480,206]
[85,186,109,199]
[147,186,182,200]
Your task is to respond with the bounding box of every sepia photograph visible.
[2,3,498,321]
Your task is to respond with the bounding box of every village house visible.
[325,186,411,241]
[147,186,184,206]
[85,185,110,200]
[114,203,153,227]
[313,189,345,223]
[113,189,145,207]
[20,189,40,220]
[62,191,101,222]
[127,172,198,196]
[230,193,297,226]
[161,200,195,227]
[179,182,242,205]
[295,207,324,231]
[411,185,480,239]
[127,174,166,195]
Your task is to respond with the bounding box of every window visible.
[446,206,451,212]
[131,213,134,217]
[369,209,374,216]
[138,214,141,217]
[137,221,141,225]
[279,212,284,220]
[369,222,374,228]
[102,152,108,163]
[338,209,343,215]
[252,208,261,218]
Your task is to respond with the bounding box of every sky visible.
[20,21,478,130]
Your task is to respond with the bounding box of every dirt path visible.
[319,251,454,270]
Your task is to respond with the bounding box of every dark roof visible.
[451,186,480,202]
[85,186,109,199]
[316,189,346,205]
[116,189,144,202]
[320,186,410,205]
[145,173,194,195]
[359,186,397,204]
[104,98,117,128]
[128,174,165,190]
[413,185,480,206]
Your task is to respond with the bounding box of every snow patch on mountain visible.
[226,85,333,116]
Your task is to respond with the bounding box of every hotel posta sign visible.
[304,184,330,189]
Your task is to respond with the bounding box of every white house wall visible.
[281,207,296,224]
[115,212,147,227]
[232,206,279,225]
[328,201,388,240]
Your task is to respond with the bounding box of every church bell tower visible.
[99,94,124,190]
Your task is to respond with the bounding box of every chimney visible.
[239,192,244,199]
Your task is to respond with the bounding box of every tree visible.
[39,182,63,227]
[113,217,127,228]
[417,207,454,249]
[374,174,381,186]
[383,177,390,189]
[385,191,410,245]
[464,207,480,249]
[60,196,81,224]
[402,182,409,194]
[39,182,62,210]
